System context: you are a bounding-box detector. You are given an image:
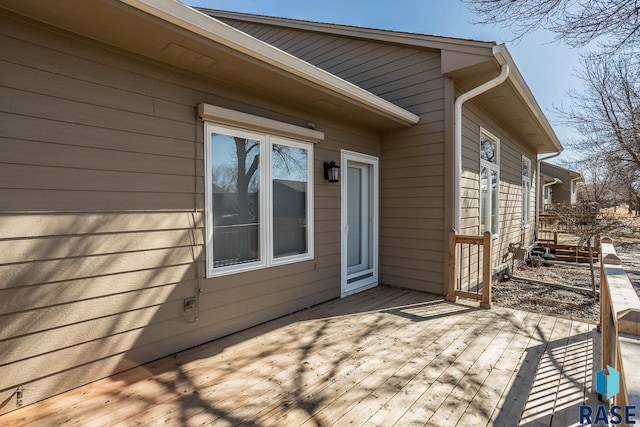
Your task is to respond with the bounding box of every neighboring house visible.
[540,161,584,209]
[0,0,561,414]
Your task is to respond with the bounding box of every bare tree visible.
[563,154,616,205]
[559,52,640,208]
[464,0,640,51]
[612,162,640,214]
[550,201,619,297]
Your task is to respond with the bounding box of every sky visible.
[186,0,589,163]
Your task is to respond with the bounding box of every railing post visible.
[600,237,616,374]
[480,230,492,309]
[603,251,622,381]
[600,263,611,375]
[446,229,458,302]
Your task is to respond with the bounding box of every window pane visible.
[522,159,530,177]
[522,183,527,221]
[480,166,489,232]
[480,134,497,163]
[491,169,499,234]
[272,143,308,258]
[523,180,531,223]
[211,132,260,267]
[347,166,363,268]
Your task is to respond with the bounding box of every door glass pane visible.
[211,133,260,267]
[480,166,488,232]
[347,166,362,268]
[491,169,499,234]
[272,143,308,258]
[522,159,530,177]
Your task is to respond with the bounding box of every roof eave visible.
[493,45,563,153]
[120,0,419,127]
[201,8,496,54]
[541,161,584,180]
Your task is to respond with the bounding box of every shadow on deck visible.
[0,285,600,426]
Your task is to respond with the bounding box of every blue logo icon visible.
[595,365,620,400]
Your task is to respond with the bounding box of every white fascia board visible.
[493,45,563,152]
[118,0,420,127]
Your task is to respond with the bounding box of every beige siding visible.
[218,17,448,294]
[0,14,380,414]
[460,101,537,272]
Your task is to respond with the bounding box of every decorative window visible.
[522,156,532,227]
[204,120,315,277]
[479,129,499,236]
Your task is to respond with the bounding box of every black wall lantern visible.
[323,161,340,183]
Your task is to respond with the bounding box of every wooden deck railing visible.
[599,236,640,409]
[447,230,492,309]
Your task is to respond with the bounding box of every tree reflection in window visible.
[479,130,499,235]
[272,143,308,258]
[211,133,261,267]
[480,134,497,163]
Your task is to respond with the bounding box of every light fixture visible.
[323,161,340,183]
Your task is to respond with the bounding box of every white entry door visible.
[341,150,379,297]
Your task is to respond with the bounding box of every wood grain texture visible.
[0,286,600,427]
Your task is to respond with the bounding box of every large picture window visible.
[479,130,499,236]
[205,123,314,277]
[522,156,532,227]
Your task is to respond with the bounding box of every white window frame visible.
[479,128,500,238]
[269,137,314,267]
[522,156,532,228]
[203,119,317,278]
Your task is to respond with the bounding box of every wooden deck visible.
[1,286,600,426]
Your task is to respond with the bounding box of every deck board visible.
[0,286,600,427]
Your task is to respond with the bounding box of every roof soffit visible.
[0,0,417,131]
[446,57,561,154]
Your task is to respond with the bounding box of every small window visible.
[522,156,532,227]
[204,124,314,277]
[479,130,499,236]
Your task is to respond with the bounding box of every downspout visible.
[454,63,510,232]
[570,177,582,203]
[535,151,562,239]
[540,178,561,215]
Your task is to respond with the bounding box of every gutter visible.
[543,177,562,189]
[492,46,563,153]
[454,51,509,232]
[119,0,420,127]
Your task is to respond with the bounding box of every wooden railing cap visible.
[618,308,640,336]
[603,253,623,265]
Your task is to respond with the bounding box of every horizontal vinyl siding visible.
[379,56,446,294]
[0,14,379,414]
[218,17,449,294]
[460,101,537,270]
[219,18,441,115]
